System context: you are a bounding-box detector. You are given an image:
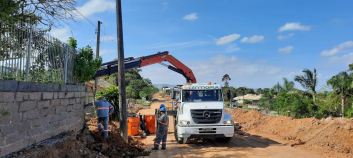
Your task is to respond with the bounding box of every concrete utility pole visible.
[116,0,128,142]
[95,21,102,95]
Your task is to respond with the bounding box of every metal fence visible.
[0,20,77,84]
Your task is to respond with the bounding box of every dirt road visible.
[138,94,323,158]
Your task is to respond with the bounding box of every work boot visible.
[151,145,159,150]
[161,144,166,150]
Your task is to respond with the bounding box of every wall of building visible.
[0,80,88,157]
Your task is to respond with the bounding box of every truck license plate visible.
[202,128,213,131]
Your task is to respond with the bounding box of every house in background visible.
[232,94,262,109]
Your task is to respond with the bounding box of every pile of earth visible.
[5,117,150,158]
[226,108,353,158]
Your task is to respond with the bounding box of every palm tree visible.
[256,88,263,95]
[294,68,317,103]
[282,78,295,92]
[222,74,231,87]
[272,82,282,95]
[327,71,353,118]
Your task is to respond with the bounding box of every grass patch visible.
[137,99,151,106]
[1,109,10,116]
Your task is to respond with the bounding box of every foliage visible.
[222,74,231,87]
[243,99,252,104]
[96,86,120,121]
[1,109,10,116]
[295,68,317,103]
[139,86,159,100]
[73,45,102,83]
[327,71,353,117]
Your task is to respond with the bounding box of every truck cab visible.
[171,83,234,144]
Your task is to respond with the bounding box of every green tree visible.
[96,86,119,120]
[247,88,255,94]
[282,78,295,92]
[327,71,353,118]
[295,68,317,103]
[256,88,263,95]
[74,45,102,83]
[222,74,231,87]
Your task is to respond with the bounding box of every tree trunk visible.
[312,93,316,105]
[341,95,346,118]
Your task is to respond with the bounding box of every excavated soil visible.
[227,108,353,158]
[7,117,150,158]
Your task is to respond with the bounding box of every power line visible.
[74,9,97,29]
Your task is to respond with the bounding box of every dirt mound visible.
[8,117,150,158]
[227,108,353,158]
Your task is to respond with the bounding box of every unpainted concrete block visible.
[58,92,66,99]
[15,92,25,102]
[38,100,50,109]
[75,98,81,104]
[35,132,51,143]
[65,92,74,98]
[5,131,26,145]
[60,99,69,106]
[53,92,59,99]
[66,105,73,112]
[69,98,76,105]
[29,92,42,100]
[51,99,61,107]
[27,136,36,146]
[0,92,15,102]
[1,124,19,137]
[0,136,4,146]
[18,121,32,132]
[39,107,55,117]
[27,126,45,136]
[19,101,37,112]
[24,109,40,120]
[11,112,22,123]
[55,106,66,114]
[1,102,19,114]
[0,114,11,125]
[74,92,80,98]
[0,139,28,157]
[42,92,54,100]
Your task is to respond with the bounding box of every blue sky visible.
[50,0,353,89]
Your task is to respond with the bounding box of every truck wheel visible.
[175,126,188,144]
[215,137,232,143]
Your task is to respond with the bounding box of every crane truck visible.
[94,51,234,143]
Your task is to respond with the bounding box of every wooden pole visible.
[95,21,101,95]
[116,0,128,143]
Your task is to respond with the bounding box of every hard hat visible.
[160,107,166,112]
[97,96,105,100]
[160,104,165,108]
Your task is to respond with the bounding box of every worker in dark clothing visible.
[85,96,114,138]
[152,107,169,150]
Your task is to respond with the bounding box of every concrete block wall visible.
[0,80,87,157]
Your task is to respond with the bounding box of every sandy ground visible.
[137,94,324,158]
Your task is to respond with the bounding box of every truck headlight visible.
[223,120,232,124]
[179,120,190,125]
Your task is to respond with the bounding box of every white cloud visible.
[226,44,240,52]
[241,35,264,43]
[88,35,115,42]
[150,41,209,49]
[278,22,311,32]
[183,13,198,21]
[278,46,293,54]
[50,26,70,42]
[76,0,115,19]
[277,34,294,40]
[329,52,353,64]
[216,34,241,45]
[320,41,353,56]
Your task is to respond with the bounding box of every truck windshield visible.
[182,89,223,102]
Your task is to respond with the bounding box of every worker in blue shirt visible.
[152,107,169,150]
[85,96,114,138]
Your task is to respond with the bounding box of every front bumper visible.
[177,125,234,138]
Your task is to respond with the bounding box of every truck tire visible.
[174,126,188,144]
[215,137,232,143]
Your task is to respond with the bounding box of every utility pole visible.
[95,21,102,95]
[116,0,128,143]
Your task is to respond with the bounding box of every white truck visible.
[168,83,234,144]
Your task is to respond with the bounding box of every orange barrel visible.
[127,117,140,136]
[145,115,156,134]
